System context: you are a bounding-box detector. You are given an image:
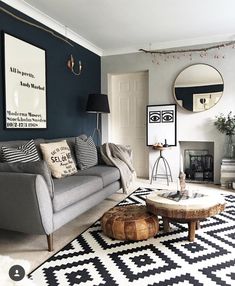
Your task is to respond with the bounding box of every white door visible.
[109,71,149,178]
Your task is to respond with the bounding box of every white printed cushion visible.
[40,140,77,178]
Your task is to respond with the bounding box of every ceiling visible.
[14,0,235,55]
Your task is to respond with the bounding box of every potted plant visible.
[214,111,235,158]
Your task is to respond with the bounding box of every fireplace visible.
[180,141,214,183]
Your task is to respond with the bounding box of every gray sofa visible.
[0,137,121,251]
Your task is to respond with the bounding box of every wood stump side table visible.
[101,205,159,241]
[146,190,226,241]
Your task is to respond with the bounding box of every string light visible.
[140,40,235,65]
[139,40,235,55]
[0,6,73,47]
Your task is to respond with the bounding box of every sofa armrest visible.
[0,172,53,235]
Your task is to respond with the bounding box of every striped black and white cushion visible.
[1,139,40,163]
[75,136,98,170]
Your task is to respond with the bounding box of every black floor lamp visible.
[86,93,110,145]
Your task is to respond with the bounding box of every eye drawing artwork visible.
[149,111,161,123]
[147,104,177,146]
[162,110,174,123]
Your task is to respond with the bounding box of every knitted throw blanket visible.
[100,143,135,194]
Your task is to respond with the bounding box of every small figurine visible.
[179,171,186,192]
[163,139,168,147]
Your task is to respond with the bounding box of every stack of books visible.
[220,158,235,188]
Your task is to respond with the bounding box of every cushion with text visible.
[40,140,77,178]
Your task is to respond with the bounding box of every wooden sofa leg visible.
[46,234,53,252]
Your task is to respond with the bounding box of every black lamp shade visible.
[86,93,110,113]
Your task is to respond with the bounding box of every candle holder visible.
[67,54,82,76]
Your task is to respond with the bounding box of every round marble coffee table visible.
[146,190,226,241]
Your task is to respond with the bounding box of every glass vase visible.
[224,135,234,159]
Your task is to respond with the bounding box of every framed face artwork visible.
[3,32,47,129]
[146,104,177,146]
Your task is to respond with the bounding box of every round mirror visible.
[173,64,224,112]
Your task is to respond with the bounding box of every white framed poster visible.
[4,33,47,129]
[146,104,177,146]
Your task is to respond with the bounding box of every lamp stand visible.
[92,113,102,145]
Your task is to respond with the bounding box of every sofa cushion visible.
[44,137,76,166]
[76,165,120,187]
[1,139,40,163]
[0,139,45,162]
[40,140,77,178]
[0,161,54,198]
[53,175,103,212]
[75,136,98,170]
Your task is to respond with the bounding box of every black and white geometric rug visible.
[29,188,235,286]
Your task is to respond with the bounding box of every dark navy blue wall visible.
[0,1,100,141]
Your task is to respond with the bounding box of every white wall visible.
[101,47,235,184]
